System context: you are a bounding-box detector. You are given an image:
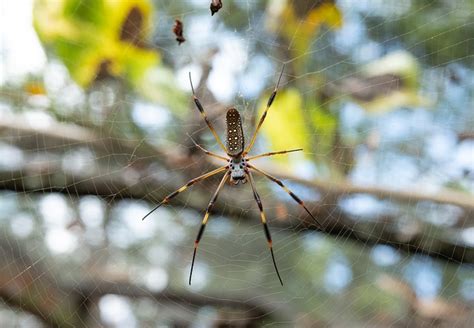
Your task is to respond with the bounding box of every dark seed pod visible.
[173,19,185,45]
[210,0,223,16]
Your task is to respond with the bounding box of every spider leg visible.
[189,72,228,153]
[188,134,229,162]
[248,164,322,229]
[141,166,228,221]
[246,148,303,161]
[189,171,229,285]
[243,65,285,156]
[246,170,283,286]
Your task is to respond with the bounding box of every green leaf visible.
[310,105,337,156]
[63,0,105,26]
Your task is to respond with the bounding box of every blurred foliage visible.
[266,0,343,72]
[34,0,159,88]
[343,51,429,113]
[0,191,470,326]
[365,0,474,67]
[0,0,473,326]
[32,0,189,124]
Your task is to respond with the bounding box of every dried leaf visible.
[210,0,222,16]
[173,19,185,45]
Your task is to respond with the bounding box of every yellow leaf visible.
[257,89,311,164]
[266,0,342,65]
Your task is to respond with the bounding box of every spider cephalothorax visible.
[229,156,246,184]
[142,66,321,286]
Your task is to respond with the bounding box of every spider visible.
[142,66,320,285]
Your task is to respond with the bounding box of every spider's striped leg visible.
[188,134,229,162]
[247,164,322,229]
[190,172,229,285]
[243,65,285,156]
[141,166,228,221]
[246,170,283,286]
[246,148,303,161]
[189,72,228,153]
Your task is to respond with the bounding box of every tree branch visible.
[0,236,295,327]
[2,113,473,211]
[458,131,474,141]
[260,165,474,211]
[1,156,472,264]
[1,114,473,263]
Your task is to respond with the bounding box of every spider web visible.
[0,0,473,327]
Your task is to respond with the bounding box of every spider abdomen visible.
[226,108,244,156]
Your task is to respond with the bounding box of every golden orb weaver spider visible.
[142,66,321,285]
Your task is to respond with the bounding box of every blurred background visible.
[0,0,473,327]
